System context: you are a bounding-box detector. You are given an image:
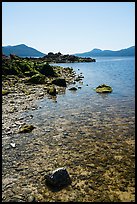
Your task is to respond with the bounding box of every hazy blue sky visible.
[2,2,135,54]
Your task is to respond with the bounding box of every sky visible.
[2,2,135,54]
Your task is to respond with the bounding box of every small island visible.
[96,84,112,93]
[28,52,96,63]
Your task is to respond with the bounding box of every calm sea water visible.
[25,56,135,140]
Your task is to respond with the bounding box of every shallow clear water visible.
[2,57,135,202]
[24,56,135,140]
[2,56,135,202]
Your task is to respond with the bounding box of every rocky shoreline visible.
[2,56,135,202]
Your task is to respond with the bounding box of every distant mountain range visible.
[2,44,45,57]
[2,44,135,58]
[74,46,135,57]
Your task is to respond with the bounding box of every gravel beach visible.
[2,73,135,202]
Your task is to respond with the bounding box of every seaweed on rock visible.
[96,84,112,93]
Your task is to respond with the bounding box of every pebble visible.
[10,143,16,148]
[7,131,12,135]
[63,132,69,136]
[87,163,95,168]
[89,183,96,190]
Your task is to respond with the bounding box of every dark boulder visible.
[26,73,45,84]
[38,63,57,77]
[45,167,71,190]
[69,87,77,91]
[52,78,67,87]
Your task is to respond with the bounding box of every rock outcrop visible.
[38,63,57,77]
[96,84,112,93]
[52,78,67,87]
[26,73,46,84]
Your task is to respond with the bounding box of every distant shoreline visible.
[2,44,134,58]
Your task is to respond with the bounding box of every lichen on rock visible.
[96,84,112,93]
[18,124,35,133]
[26,73,45,84]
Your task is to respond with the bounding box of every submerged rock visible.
[18,124,35,133]
[96,84,112,93]
[45,167,72,190]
